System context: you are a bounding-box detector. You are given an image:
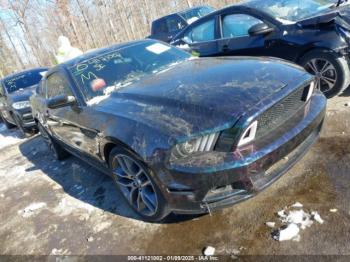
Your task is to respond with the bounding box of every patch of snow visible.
[265,222,275,228]
[53,197,95,216]
[282,210,313,229]
[277,210,287,218]
[18,202,47,218]
[176,44,190,50]
[0,124,26,149]
[311,211,324,224]
[50,248,70,255]
[93,220,112,233]
[291,202,303,208]
[269,203,324,242]
[273,223,300,241]
[330,209,338,213]
[87,236,94,242]
[203,246,215,256]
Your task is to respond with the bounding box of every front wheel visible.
[1,112,16,129]
[299,50,350,98]
[109,147,170,222]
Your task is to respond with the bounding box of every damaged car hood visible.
[92,57,309,137]
[297,5,350,27]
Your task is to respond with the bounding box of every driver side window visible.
[222,14,263,38]
[46,73,72,99]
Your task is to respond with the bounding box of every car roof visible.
[176,1,270,33]
[153,5,212,22]
[2,67,49,81]
[52,39,159,71]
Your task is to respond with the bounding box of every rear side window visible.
[166,16,186,32]
[153,15,186,34]
[185,19,216,43]
[152,19,168,34]
[46,73,72,99]
[222,14,263,38]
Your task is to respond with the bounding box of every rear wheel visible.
[299,49,350,98]
[37,122,70,160]
[109,147,170,222]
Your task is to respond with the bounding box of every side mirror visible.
[248,23,274,36]
[47,94,76,109]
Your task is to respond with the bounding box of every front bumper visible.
[158,92,326,214]
[13,107,36,129]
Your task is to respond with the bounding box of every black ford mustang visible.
[30,40,326,221]
[171,0,350,98]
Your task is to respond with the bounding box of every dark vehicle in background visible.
[171,0,350,98]
[0,67,48,136]
[148,5,214,43]
[30,39,326,221]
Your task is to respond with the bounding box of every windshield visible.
[180,6,215,24]
[69,41,191,101]
[3,69,46,94]
[245,0,336,22]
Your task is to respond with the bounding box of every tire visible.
[109,146,170,222]
[299,49,350,98]
[1,112,16,129]
[12,114,34,138]
[37,122,70,161]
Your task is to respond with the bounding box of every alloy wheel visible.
[305,58,337,93]
[113,154,158,217]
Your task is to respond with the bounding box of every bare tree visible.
[0,0,239,74]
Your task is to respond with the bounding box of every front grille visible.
[256,84,310,138]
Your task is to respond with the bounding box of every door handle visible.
[222,45,229,52]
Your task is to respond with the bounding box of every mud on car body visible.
[0,67,48,136]
[171,0,350,98]
[30,39,326,221]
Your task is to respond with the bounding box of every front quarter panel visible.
[93,107,172,166]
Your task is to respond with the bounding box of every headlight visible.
[338,26,350,43]
[12,101,30,110]
[171,133,220,160]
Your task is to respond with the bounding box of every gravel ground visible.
[0,94,349,256]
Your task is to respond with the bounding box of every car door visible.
[217,13,276,57]
[183,16,220,56]
[44,71,102,162]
